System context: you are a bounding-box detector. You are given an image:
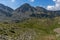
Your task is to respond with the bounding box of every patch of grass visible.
[0,18,59,40]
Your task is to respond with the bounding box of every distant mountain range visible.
[0,4,13,16]
[0,3,60,22]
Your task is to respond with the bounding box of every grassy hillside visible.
[0,17,60,40]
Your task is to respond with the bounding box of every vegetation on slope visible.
[0,17,59,40]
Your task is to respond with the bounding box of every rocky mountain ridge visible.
[0,3,60,21]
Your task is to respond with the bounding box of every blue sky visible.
[0,0,56,10]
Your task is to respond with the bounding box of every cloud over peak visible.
[47,0,60,11]
[11,0,35,2]
[29,0,35,2]
[11,0,15,2]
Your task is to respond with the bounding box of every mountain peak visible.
[0,3,4,6]
[20,3,31,8]
[15,3,33,13]
[22,3,30,6]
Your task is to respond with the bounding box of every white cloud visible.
[11,0,34,3]
[29,0,35,2]
[11,0,15,2]
[47,0,60,11]
[53,0,56,1]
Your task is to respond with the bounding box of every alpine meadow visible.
[0,0,60,40]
